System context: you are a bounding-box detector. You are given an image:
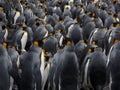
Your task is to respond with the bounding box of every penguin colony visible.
[0,0,120,90]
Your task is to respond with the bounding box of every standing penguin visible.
[104,26,120,55]
[13,5,21,25]
[12,25,28,54]
[88,29,107,51]
[53,49,64,90]
[8,48,21,90]
[20,46,42,90]
[59,45,79,90]
[0,44,12,90]
[81,48,107,90]
[43,36,58,90]
[0,23,8,44]
[107,41,120,90]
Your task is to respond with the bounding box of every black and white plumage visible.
[107,42,120,90]
[81,49,107,90]
[59,45,79,90]
[0,44,12,90]
[8,48,20,90]
[20,46,42,90]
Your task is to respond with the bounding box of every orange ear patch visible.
[114,39,119,44]
[3,42,7,48]
[34,41,39,46]
[67,41,72,45]
[92,41,96,45]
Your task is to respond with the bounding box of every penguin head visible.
[87,44,98,53]
[33,26,48,47]
[112,0,117,4]
[46,15,57,27]
[104,15,116,29]
[100,2,108,10]
[83,22,96,42]
[69,25,83,45]
[112,27,120,44]
[2,23,7,30]
[14,4,21,12]
[45,24,54,36]
[54,22,65,34]
[0,11,5,22]
[111,22,120,27]
[75,41,87,59]
[91,30,106,49]
[113,14,120,23]
[18,23,27,30]
[62,37,73,46]
[43,36,58,56]
[0,43,8,56]
[0,6,4,13]
[16,15,25,25]
[64,5,71,10]
[2,42,7,48]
